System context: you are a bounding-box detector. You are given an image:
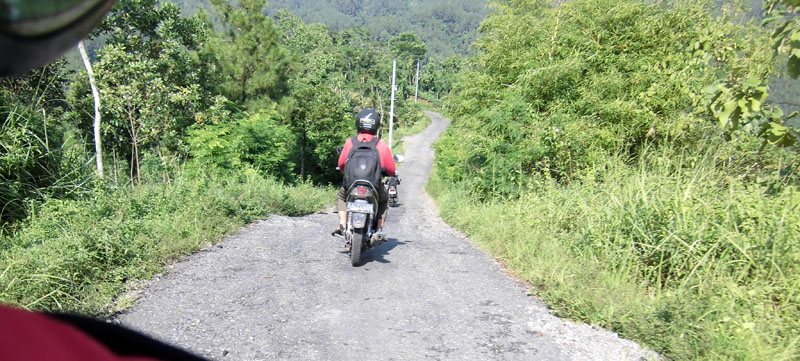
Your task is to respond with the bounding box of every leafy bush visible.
[440,0,777,197]
[188,97,295,180]
[1,62,94,227]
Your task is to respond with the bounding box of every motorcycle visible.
[344,179,385,266]
[386,175,400,205]
[386,154,404,206]
[337,147,403,266]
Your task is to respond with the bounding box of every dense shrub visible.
[440,0,778,198]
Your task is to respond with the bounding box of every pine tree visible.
[209,0,290,110]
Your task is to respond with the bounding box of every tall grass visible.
[0,166,333,316]
[428,147,800,360]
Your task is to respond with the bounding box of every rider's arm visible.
[377,141,396,176]
[337,138,353,171]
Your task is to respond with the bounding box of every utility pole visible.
[414,58,420,103]
[78,41,103,178]
[388,58,397,149]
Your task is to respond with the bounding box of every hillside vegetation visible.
[431,0,799,359]
[164,0,489,59]
[0,0,433,315]
[264,0,490,58]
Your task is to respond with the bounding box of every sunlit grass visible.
[428,152,800,360]
[0,166,333,316]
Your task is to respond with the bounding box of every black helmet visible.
[355,108,380,135]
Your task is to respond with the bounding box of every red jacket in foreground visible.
[0,305,207,361]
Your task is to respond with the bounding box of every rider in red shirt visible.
[333,109,395,236]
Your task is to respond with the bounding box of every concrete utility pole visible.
[388,58,396,149]
[414,59,420,103]
[78,40,103,178]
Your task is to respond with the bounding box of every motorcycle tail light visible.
[352,186,369,198]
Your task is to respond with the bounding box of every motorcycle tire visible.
[350,228,365,266]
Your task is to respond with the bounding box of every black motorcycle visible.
[344,179,385,266]
[386,175,400,205]
[336,147,403,266]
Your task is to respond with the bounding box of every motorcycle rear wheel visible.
[350,228,365,266]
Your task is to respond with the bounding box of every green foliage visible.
[286,84,351,183]
[434,0,800,358]
[1,62,93,226]
[94,43,204,183]
[420,56,464,100]
[441,0,783,198]
[208,0,290,110]
[389,32,428,61]
[766,0,800,78]
[0,166,332,315]
[187,97,295,179]
[69,0,211,184]
[264,0,490,58]
[429,143,800,360]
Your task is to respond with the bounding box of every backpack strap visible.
[345,136,360,160]
[365,136,382,167]
[366,136,379,147]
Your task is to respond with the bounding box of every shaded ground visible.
[116,112,657,361]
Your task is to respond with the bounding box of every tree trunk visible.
[78,41,103,178]
[300,129,306,180]
[241,74,248,104]
[112,148,119,186]
[128,113,141,185]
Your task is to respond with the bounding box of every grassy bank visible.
[0,167,333,316]
[427,150,799,360]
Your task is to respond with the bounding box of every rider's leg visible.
[333,187,347,235]
[377,183,389,229]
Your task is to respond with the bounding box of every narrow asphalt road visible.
[116,111,657,361]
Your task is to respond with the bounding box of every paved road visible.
[116,112,657,361]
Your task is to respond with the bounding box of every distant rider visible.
[333,108,396,236]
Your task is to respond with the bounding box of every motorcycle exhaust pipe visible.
[369,231,387,248]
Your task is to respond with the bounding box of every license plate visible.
[347,201,373,213]
[388,187,396,195]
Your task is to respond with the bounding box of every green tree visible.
[209,0,290,110]
[389,32,428,61]
[187,96,295,178]
[264,0,490,58]
[389,32,428,93]
[442,0,778,195]
[420,55,463,99]
[275,11,352,182]
[287,84,350,182]
[72,0,210,184]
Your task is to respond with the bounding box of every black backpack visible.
[343,136,382,189]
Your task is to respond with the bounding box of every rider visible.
[333,108,396,236]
